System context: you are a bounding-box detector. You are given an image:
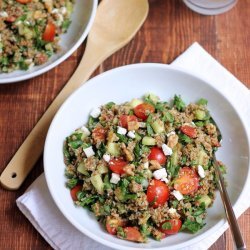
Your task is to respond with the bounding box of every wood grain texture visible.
[0,0,249,249]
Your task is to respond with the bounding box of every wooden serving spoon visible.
[0,0,149,190]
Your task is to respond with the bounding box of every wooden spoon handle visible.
[0,47,103,190]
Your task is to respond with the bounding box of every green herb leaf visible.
[162,111,174,123]
[197,98,208,106]
[66,178,78,189]
[181,218,205,233]
[179,133,193,144]
[173,95,186,111]
[97,142,106,158]
[105,102,115,109]
[68,140,83,149]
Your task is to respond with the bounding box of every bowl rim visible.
[0,0,98,84]
[44,63,250,250]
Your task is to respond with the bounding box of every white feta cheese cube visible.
[172,190,183,201]
[81,126,91,136]
[117,126,127,135]
[198,165,206,178]
[153,168,167,180]
[161,177,169,184]
[83,146,95,158]
[167,131,176,137]
[103,154,111,162]
[110,173,120,184]
[162,143,173,156]
[90,108,101,118]
[127,130,135,139]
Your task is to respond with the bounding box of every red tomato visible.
[70,185,82,201]
[134,103,155,121]
[159,219,182,235]
[42,22,56,42]
[109,158,128,175]
[147,179,170,208]
[119,115,138,129]
[174,167,199,195]
[123,227,144,242]
[106,216,125,235]
[92,127,106,142]
[148,147,167,165]
[180,125,197,138]
[16,0,32,3]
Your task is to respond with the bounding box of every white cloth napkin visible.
[16,43,250,250]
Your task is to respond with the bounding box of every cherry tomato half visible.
[70,185,82,201]
[174,167,199,195]
[106,216,125,235]
[109,158,128,175]
[147,179,170,208]
[16,0,32,3]
[122,227,144,242]
[119,115,138,129]
[92,127,106,142]
[42,22,56,42]
[134,103,155,121]
[148,147,167,165]
[180,125,197,138]
[159,219,182,235]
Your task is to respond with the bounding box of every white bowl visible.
[44,64,250,250]
[0,0,98,84]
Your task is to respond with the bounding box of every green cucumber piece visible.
[97,164,108,174]
[142,136,156,146]
[195,110,207,120]
[144,93,159,104]
[107,142,121,156]
[130,98,143,108]
[198,150,209,166]
[77,162,89,176]
[197,195,212,208]
[151,120,165,134]
[90,174,104,195]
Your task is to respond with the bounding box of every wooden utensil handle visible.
[0,49,103,190]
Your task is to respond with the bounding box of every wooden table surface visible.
[0,0,249,249]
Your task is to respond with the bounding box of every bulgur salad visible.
[64,94,226,243]
[0,0,74,73]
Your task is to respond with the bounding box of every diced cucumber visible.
[90,174,104,195]
[114,187,125,201]
[195,110,207,120]
[97,164,108,174]
[107,142,121,156]
[129,98,143,108]
[45,43,53,52]
[197,195,212,208]
[198,150,209,166]
[151,120,165,134]
[135,133,142,141]
[77,162,89,176]
[143,169,153,179]
[144,93,159,104]
[142,136,156,146]
[171,143,181,166]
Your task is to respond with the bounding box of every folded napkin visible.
[17,43,250,250]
